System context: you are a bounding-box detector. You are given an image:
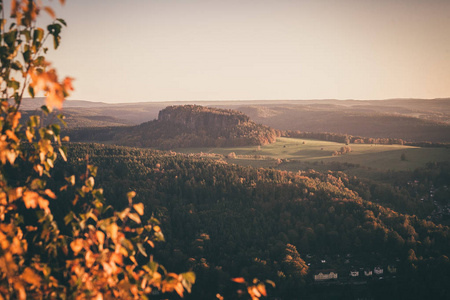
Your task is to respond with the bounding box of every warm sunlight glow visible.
[48,0,450,102]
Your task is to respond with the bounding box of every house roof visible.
[314,269,337,275]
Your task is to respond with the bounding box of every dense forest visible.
[48,143,450,299]
[68,105,280,149]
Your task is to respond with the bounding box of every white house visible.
[314,270,338,281]
[374,266,384,275]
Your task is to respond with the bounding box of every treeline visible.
[49,143,450,299]
[284,130,450,147]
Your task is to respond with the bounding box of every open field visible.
[175,137,450,178]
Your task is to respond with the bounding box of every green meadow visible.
[175,137,450,178]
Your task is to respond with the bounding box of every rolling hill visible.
[68,105,281,149]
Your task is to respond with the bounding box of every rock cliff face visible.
[158,105,250,131]
[71,105,281,149]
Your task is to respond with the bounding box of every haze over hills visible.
[23,98,450,142]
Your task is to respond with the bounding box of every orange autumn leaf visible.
[44,189,56,199]
[63,77,74,92]
[21,267,41,287]
[22,191,39,209]
[10,112,21,129]
[10,0,18,17]
[28,67,71,109]
[256,283,267,296]
[133,203,144,216]
[70,239,84,255]
[248,286,261,298]
[96,231,105,248]
[231,277,246,284]
[25,129,33,142]
[174,282,184,297]
[43,6,55,19]
[13,281,26,300]
[5,130,19,142]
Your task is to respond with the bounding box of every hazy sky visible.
[45,0,450,102]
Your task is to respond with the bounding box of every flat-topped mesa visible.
[158,105,250,130]
[81,105,282,149]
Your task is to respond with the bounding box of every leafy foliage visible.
[0,1,195,299]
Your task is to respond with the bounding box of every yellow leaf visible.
[59,147,67,161]
[128,213,141,224]
[153,225,161,233]
[6,150,16,164]
[133,203,144,216]
[174,282,184,297]
[129,255,137,265]
[109,223,118,241]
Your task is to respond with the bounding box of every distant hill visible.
[234,99,450,143]
[21,98,450,143]
[69,105,280,149]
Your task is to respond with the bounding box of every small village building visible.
[374,266,384,275]
[387,265,397,274]
[364,269,373,276]
[350,269,359,277]
[314,270,338,281]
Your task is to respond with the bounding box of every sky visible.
[41,0,450,103]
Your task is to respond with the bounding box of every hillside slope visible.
[69,105,280,149]
[53,143,450,299]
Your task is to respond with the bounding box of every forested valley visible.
[45,143,450,299]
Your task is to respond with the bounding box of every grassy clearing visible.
[175,137,450,177]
